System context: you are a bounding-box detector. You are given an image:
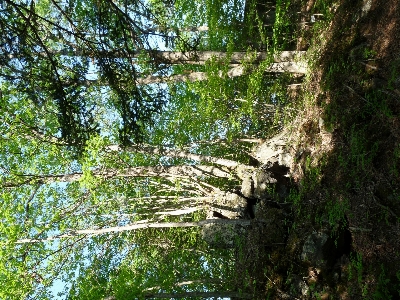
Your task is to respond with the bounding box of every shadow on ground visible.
[236,0,400,298]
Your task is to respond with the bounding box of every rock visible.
[203,190,254,249]
[209,191,248,219]
[361,0,372,17]
[202,222,247,249]
[252,169,275,199]
[301,231,329,268]
[262,207,287,245]
[241,176,254,198]
[301,227,352,273]
[287,274,309,297]
[251,131,292,168]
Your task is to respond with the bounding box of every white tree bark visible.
[105,291,252,300]
[134,59,307,84]
[143,278,223,292]
[154,207,199,216]
[106,144,244,168]
[16,219,251,244]
[5,165,233,187]
[9,49,305,65]
[142,25,209,34]
[151,50,305,64]
[227,61,308,76]
[20,50,306,87]
[144,291,252,299]
[8,49,306,64]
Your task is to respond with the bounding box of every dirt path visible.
[234,1,400,298]
[296,0,400,297]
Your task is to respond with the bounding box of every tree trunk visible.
[106,144,244,168]
[138,57,308,83]
[143,278,224,292]
[4,165,234,187]
[154,207,199,216]
[8,49,304,62]
[10,50,307,88]
[104,290,252,300]
[16,219,252,244]
[227,61,308,75]
[144,291,252,299]
[142,25,209,34]
[150,50,305,64]
[84,59,307,87]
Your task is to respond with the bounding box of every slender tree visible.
[0,1,301,299]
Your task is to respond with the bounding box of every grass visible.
[233,0,400,298]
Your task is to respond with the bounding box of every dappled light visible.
[1,0,399,299]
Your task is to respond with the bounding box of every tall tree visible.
[0,0,195,150]
[0,0,303,298]
[0,123,293,298]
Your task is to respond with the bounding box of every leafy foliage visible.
[0,0,306,299]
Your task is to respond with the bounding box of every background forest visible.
[1,0,400,299]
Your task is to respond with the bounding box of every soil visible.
[307,0,400,271]
[236,0,400,299]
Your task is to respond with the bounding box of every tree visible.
[0,1,304,299]
[1,0,306,152]
[66,225,240,299]
[0,123,294,298]
[16,219,252,244]
[0,0,202,150]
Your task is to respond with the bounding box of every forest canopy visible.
[3,0,399,298]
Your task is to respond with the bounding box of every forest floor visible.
[236,0,400,299]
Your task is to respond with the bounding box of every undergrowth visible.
[236,0,400,298]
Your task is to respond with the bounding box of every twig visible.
[358,61,379,70]
[372,195,399,220]
[381,89,400,102]
[349,227,372,232]
[344,84,369,103]
[265,275,300,300]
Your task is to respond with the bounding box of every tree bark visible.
[137,58,307,84]
[149,50,305,64]
[143,278,224,292]
[227,61,308,75]
[154,207,199,216]
[83,59,307,87]
[144,291,252,299]
[106,144,244,168]
[8,50,307,87]
[142,25,209,34]
[4,165,233,187]
[16,219,251,244]
[104,290,252,300]
[8,49,304,64]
